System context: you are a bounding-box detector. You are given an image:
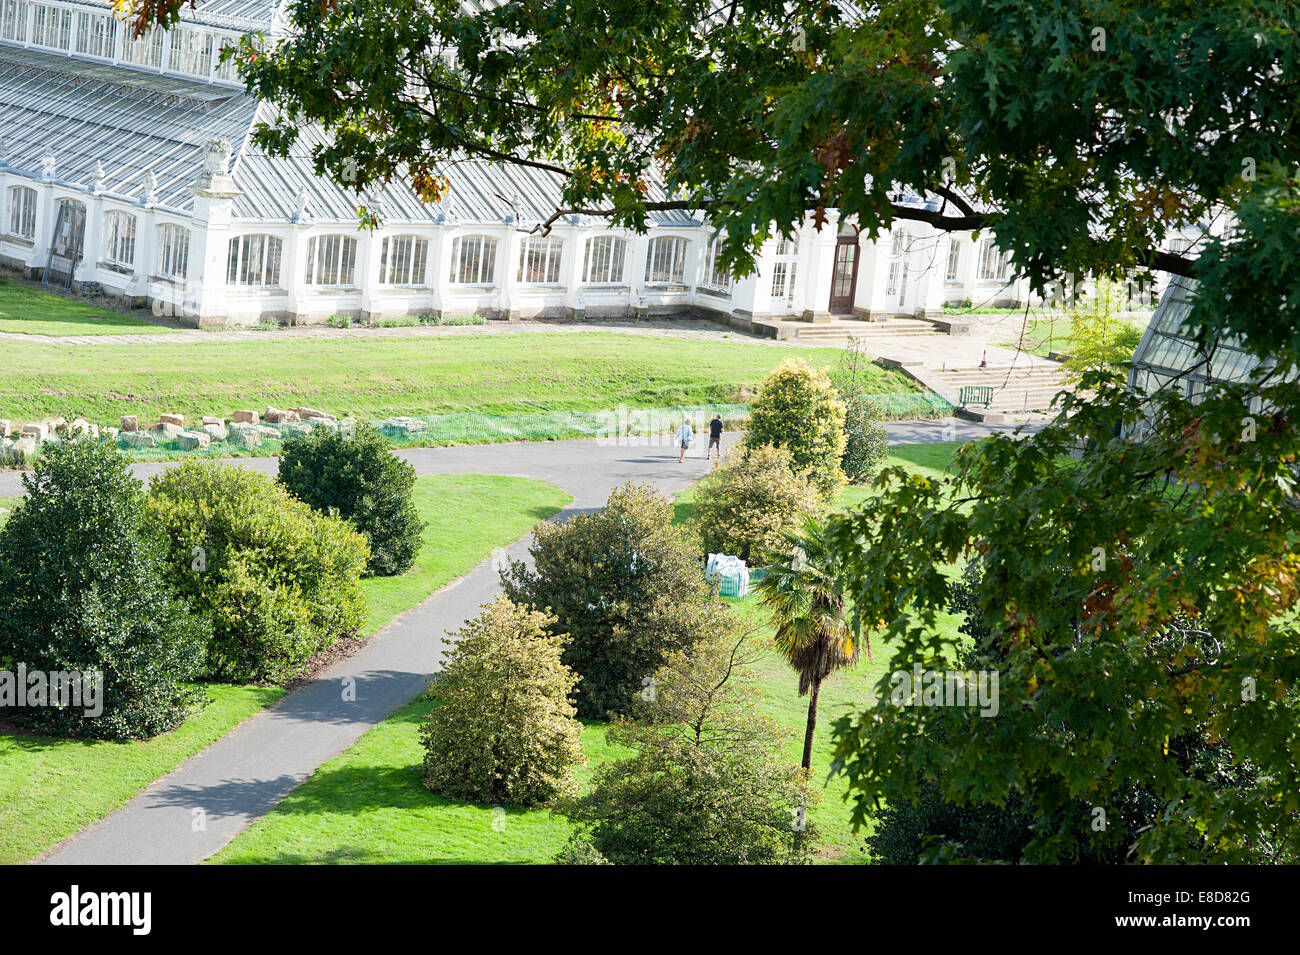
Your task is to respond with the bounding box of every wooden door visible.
[829,235,859,314]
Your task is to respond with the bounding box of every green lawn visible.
[0,684,284,865]
[0,495,21,530]
[995,315,1149,358]
[0,332,915,425]
[214,442,966,865]
[0,472,570,863]
[360,474,572,636]
[0,279,174,337]
[212,704,632,864]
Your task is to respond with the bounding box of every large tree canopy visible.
[123,0,1300,861]
[131,0,1299,348]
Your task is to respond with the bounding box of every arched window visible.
[126,26,165,68]
[518,235,564,284]
[449,234,498,285]
[215,37,241,83]
[103,211,137,269]
[700,234,733,293]
[170,28,213,77]
[7,186,36,239]
[379,235,429,286]
[0,1,28,42]
[75,11,117,58]
[769,234,799,304]
[157,224,190,280]
[944,237,962,281]
[583,235,626,285]
[227,234,283,287]
[305,234,358,286]
[885,230,909,298]
[644,235,688,285]
[977,237,1009,281]
[32,5,72,50]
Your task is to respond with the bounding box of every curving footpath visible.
[33,419,1038,865]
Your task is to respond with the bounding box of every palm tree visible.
[754,517,865,773]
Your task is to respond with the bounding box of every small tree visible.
[148,460,369,684]
[420,596,585,806]
[840,396,890,485]
[693,444,826,563]
[0,441,207,740]
[562,623,817,864]
[747,358,847,500]
[1063,279,1144,383]
[755,517,863,773]
[279,424,425,577]
[830,339,891,484]
[501,482,725,719]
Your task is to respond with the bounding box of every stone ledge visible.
[955,406,1010,424]
[928,317,973,335]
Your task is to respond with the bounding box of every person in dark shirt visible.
[707,414,724,460]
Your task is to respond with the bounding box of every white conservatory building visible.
[2,0,1058,330]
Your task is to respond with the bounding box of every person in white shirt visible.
[676,418,694,463]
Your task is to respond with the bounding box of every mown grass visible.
[0,473,569,863]
[213,442,966,865]
[0,279,175,337]
[995,314,1149,359]
[359,475,572,637]
[0,332,914,425]
[0,684,284,865]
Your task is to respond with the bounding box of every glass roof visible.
[1128,277,1262,397]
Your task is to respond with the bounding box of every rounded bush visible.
[420,596,585,806]
[0,440,208,740]
[148,460,369,684]
[693,444,826,563]
[746,358,847,499]
[501,482,725,719]
[279,424,425,577]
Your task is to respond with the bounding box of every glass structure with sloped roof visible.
[1128,276,1267,408]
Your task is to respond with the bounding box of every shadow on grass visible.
[0,684,282,753]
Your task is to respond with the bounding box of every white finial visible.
[40,148,56,181]
[144,170,159,204]
[92,160,106,194]
[292,186,311,222]
[203,138,232,177]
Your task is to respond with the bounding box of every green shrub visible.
[747,357,847,499]
[279,424,425,576]
[1064,279,1145,382]
[148,460,369,683]
[554,837,612,864]
[841,396,890,483]
[0,440,207,740]
[420,596,585,806]
[501,482,725,719]
[562,626,817,864]
[693,444,826,563]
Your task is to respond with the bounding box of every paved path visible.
[37,421,1038,865]
[0,316,824,349]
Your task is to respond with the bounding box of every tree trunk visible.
[801,677,821,772]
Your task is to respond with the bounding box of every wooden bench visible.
[958,385,994,409]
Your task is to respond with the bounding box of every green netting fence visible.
[374,404,753,447]
[848,392,955,418]
[1,391,954,465]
